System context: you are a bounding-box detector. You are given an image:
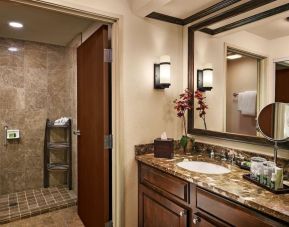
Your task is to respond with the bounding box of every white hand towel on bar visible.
[237,91,257,116]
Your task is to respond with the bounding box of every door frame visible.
[9,0,124,226]
[273,56,289,102]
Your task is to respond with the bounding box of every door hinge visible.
[104,134,113,149]
[105,220,113,227]
[104,49,112,63]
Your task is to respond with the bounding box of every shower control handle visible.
[73,130,81,136]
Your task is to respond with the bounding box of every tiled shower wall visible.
[0,37,76,194]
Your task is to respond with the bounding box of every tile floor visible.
[0,185,77,224]
[1,206,84,227]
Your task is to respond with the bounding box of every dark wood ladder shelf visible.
[47,142,70,149]
[47,163,70,171]
[44,119,72,190]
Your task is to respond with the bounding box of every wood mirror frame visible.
[187,28,289,149]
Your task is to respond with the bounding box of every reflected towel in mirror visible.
[237,91,257,116]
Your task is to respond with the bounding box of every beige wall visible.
[35,1,184,227]
[226,56,258,136]
[0,37,74,194]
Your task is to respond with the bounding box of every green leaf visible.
[180,135,188,148]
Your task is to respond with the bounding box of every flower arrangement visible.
[173,89,194,149]
[194,90,208,130]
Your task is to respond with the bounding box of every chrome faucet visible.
[221,150,227,161]
[227,150,236,164]
[210,149,215,159]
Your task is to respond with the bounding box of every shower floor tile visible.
[0,185,77,224]
[1,206,83,227]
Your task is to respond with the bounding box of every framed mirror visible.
[188,8,289,148]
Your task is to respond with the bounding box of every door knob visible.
[73,130,81,136]
[193,216,201,224]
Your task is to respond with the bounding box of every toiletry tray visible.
[243,174,289,194]
[236,162,250,171]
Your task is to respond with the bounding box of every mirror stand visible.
[274,141,279,164]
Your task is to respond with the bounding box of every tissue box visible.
[154,138,174,159]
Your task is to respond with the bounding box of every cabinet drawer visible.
[140,164,189,203]
[196,187,283,227]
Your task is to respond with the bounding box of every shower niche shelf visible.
[44,119,72,190]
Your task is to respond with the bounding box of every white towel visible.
[285,105,289,138]
[54,117,69,126]
[237,91,257,116]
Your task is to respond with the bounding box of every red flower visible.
[194,90,208,129]
[173,89,193,118]
[173,89,194,137]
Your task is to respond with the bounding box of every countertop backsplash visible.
[135,140,289,176]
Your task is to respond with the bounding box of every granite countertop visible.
[136,153,289,223]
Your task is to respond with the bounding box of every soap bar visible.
[154,138,174,159]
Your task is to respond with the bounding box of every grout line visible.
[24,191,31,217]
[40,188,49,208]
[48,187,58,205]
[7,194,11,222]
[15,192,20,217]
[32,189,40,209]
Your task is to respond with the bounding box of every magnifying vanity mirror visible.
[257,103,289,163]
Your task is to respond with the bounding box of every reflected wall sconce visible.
[197,68,213,91]
[154,55,171,89]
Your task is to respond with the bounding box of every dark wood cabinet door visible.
[139,185,188,227]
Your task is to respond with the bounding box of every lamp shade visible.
[202,68,213,88]
[160,55,171,84]
[197,68,213,91]
[154,55,171,89]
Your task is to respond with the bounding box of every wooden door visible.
[275,69,289,102]
[77,25,111,227]
[139,185,188,227]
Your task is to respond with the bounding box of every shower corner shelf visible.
[44,119,72,190]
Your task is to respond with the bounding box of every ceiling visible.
[0,0,96,46]
[156,0,219,19]
[246,16,289,40]
[145,0,289,40]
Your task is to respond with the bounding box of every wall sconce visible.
[197,68,213,91]
[154,55,171,89]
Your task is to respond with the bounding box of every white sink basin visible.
[177,161,231,174]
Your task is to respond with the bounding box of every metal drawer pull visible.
[179,210,185,216]
[193,216,201,224]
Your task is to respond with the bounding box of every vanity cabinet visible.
[138,162,287,227]
[139,184,189,227]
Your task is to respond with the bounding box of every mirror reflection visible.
[194,13,289,138]
[258,103,289,141]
